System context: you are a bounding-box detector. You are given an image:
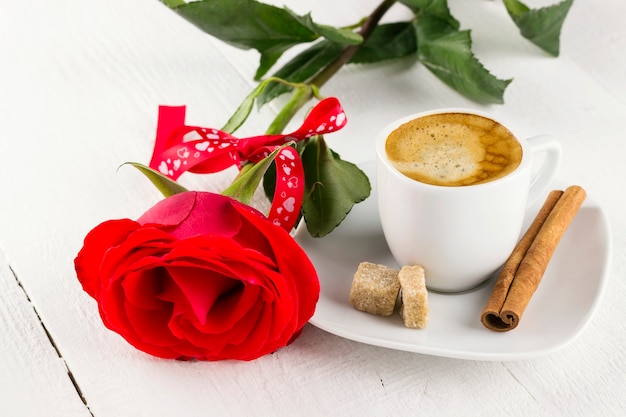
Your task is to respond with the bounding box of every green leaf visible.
[220,80,266,134]
[168,0,318,79]
[503,0,573,56]
[262,159,278,202]
[221,78,284,134]
[166,0,364,79]
[123,162,187,197]
[222,146,285,205]
[300,136,371,237]
[397,0,460,28]
[161,0,186,7]
[285,8,363,45]
[350,22,417,64]
[258,41,344,106]
[414,14,512,104]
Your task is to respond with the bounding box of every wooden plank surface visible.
[0,250,91,416]
[0,0,625,416]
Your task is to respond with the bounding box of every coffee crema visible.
[385,113,523,186]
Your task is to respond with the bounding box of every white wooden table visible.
[1,0,625,415]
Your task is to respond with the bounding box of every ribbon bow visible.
[148,97,347,232]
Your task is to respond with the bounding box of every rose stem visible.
[265,0,397,135]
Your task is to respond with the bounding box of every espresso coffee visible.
[385,113,522,186]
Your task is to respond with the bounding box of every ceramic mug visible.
[376,109,562,292]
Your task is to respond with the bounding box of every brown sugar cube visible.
[398,265,429,329]
[349,262,400,316]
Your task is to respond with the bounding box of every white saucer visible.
[294,161,611,361]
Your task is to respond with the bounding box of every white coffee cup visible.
[376,109,562,292]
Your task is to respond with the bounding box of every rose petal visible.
[177,192,242,238]
[138,192,243,239]
[98,277,180,359]
[74,219,140,298]
[122,300,178,348]
[173,299,265,359]
[137,191,196,227]
[99,228,173,296]
[247,272,298,354]
[76,190,320,361]
[233,202,319,328]
[199,283,261,334]
[220,303,274,360]
[122,268,168,310]
[167,265,240,325]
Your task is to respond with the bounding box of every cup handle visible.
[526,134,562,205]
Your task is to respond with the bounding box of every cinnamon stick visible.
[481,186,587,331]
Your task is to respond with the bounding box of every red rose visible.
[74,191,319,361]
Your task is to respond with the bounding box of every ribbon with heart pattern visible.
[148,97,347,232]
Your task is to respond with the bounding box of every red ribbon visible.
[148,97,347,232]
